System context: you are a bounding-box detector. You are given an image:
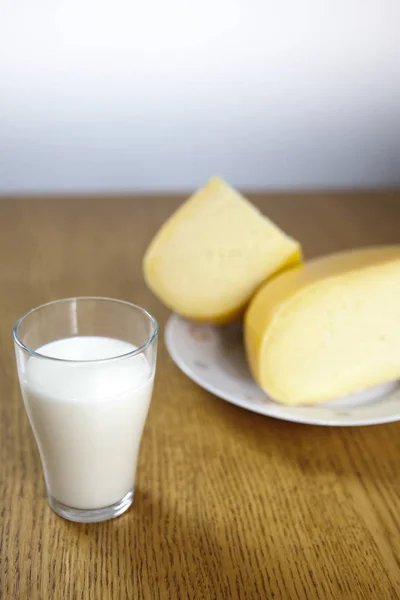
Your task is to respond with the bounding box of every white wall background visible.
[0,0,399,193]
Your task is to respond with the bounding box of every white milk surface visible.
[21,337,154,510]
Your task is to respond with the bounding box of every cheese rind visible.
[143,177,302,323]
[245,246,400,405]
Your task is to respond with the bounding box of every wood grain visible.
[1,191,400,599]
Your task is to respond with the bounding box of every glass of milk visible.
[13,297,158,523]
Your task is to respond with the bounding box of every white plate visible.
[165,314,400,427]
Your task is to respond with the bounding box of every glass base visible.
[48,490,134,523]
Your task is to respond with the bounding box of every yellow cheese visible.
[143,177,302,323]
[245,246,400,405]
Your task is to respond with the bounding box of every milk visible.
[20,337,154,510]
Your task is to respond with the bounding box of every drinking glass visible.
[13,297,158,523]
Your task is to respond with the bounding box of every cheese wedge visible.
[245,246,400,405]
[143,177,302,323]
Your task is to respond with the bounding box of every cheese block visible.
[245,246,400,405]
[143,177,302,323]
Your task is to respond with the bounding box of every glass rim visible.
[12,296,159,364]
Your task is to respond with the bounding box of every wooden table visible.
[1,192,400,599]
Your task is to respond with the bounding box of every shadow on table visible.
[203,387,399,484]
[61,485,271,599]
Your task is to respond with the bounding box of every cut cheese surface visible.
[143,177,301,323]
[244,246,400,405]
